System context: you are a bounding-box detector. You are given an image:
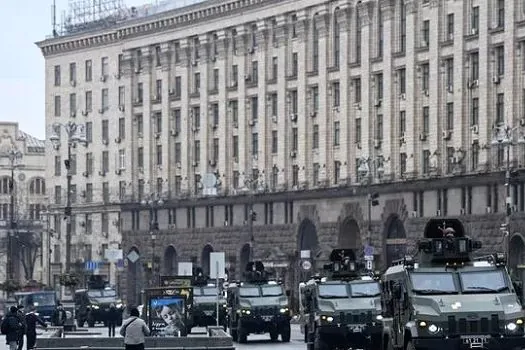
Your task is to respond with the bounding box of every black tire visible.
[280,323,291,343]
[405,340,416,350]
[237,325,248,343]
[314,328,329,350]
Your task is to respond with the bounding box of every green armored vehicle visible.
[300,248,385,350]
[190,268,227,332]
[383,218,525,350]
[227,261,291,343]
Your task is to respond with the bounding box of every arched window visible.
[29,178,46,195]
[0,177,12,195]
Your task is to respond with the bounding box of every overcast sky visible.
[0,0,179,140]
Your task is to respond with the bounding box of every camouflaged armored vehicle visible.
[190,269,227,332]
[382,218,525,350]
[300,248,385,350]
[227,261,291,343]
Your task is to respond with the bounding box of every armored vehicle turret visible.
[189,267,227,333]
[227,261,291,344]
[383,218,525,350]
[300,248,385,350]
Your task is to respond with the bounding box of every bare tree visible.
[16,230,41,281]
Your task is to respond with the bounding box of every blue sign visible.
[364,245,374,256]
[85,260,99,271]
[116,259,124,268]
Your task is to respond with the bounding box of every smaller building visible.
[0,122,48,286]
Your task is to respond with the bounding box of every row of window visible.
[0,177,46,195]
[0,203,45,221]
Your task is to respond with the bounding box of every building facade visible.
[0,122,47,285]
[37,0,525,304]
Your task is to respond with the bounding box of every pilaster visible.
[198,34,210,63]
[295,11,308,43]
[140,47,152,72]
[159,42,171,71]
[313,10,329,38]
[235,26,248,56]
[215,30,228,60]
[357,1,372,27]
[255,21,268,52]
[274,15,288,48]
[121,50,134,76]
[178,38,190,68]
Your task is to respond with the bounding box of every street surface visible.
[0,324,305,350]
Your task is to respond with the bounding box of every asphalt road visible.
[0,324,306,350]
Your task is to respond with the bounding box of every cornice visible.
[36,0,285,57]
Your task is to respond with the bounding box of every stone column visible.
[274,15,288,188]
[255,21,268,180]
[235,26,248,178]
[198,34,210,178]
[215,30,230,189]
[178,39,191,194]
[404,0,418,177]
[138,47,154,190]
[295,11,309,187]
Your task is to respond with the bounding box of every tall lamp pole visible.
[357,156,386,270]
[244,173,261,262]
[40,207,54,287]
[141,193,163,286]
[2,147,23,280]
[49,122,86,274]
[491,124,525,262]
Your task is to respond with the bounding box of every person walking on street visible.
[120,307,150,350]
[51,303,67,327]
[107,303,119,337]
[1,306,24,350]
[25,306,47,350]
[15,305,26,350]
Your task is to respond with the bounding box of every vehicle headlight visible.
[91,305,99,310]
[223,304,227,308]
[116,303,123,309]
[418,321,427,327]
[376,315,383,321]
[506,322,518,331]
[279,307,289,313]
[320,315,333,322]
[428,324,439,334]
[241,309,251,315]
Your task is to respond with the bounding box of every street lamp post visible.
[491,124,525,261]
[2,147,23,280]
[49,122,86,274]
[357,156,386,269]
[244,173,262,262]
[40,207,54,287]
[141,194,163,286]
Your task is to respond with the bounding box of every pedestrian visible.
[107,303,119,337]
[15,305,26,350]
[25,305,47,350]
[1,306,24,350]
[120,307,150,350]
[51,303,67,327]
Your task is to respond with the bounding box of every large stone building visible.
[0,122,47,285]
[37,0,525,304]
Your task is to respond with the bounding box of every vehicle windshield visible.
[200,287,217,296]
[87,289,117,298]
[410,272,458,294]
[318,284,349,298]
[239,287,260,297]
[460,270,508,293]
[261,285,283,296]
[350,282,381,297]
[32,293,56,306]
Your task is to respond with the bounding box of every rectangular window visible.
[292,128,298,151]
[69,62,76,83]
[446,58,454,88]
[423,107,430,133]
[399,111,406,136]
[54,156,61,176]
[155,79,162,100]
[194,141,201,163]
[312,125,319,149]
[231,65,238,86]
[85,91,92,112]
[313,163,320,186]
[400,2,407,52]
[251,61,258,83]
[85,60,92,81]
[471,52,479,80]
[292,53,298,77]
[54,65,61,86]
[496,93,505,124]
[252,133,258,156]
[376,115,383,140]
[156,145,162,165]
[332,82,340,107]
[422,150,431,174]
[271,131,278,153]
[102,120,109,141]
[472,6,479,32]
[194,73,200,93]
[497,0,505,28]
[251,96,258,121]
[233,136,238,158]
[118,149,125,169]
[376,73,383,100]
[175,76,182,97]
[69,93,76,115]
[213,69,219,90]
[422,64,430,91]
[447,13,454,38]
[496,46,505,76]
[422,20,430,45]
[101,88,109,110]
[333,121,340,146]
[355,118,361,143]
[398,69,406,94]
[175,143,181,163]
[101,57,108,77]
[272,57,278,81]
[212,138,219,161]
[334,161,341,184]
[471,98,479,126]
[400,153,407,175]
[54,96,61,117]
[446,102,454,130]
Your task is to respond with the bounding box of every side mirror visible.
[285,290,291,297]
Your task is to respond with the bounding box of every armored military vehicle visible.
[74,275,123,327]
[382,218,525,350]
[300,248,385,350]
[189,268,227,332]
[227,261,291,343]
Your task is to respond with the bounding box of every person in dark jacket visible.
[51,303,67,327]
[25,305,47,350]
[1,306,24,350]
[15,305,26,350]
[107,303,119,337]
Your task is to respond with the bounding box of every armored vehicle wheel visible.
[280,323,291,342]
[270,329,279,341]
[314,328,329,350]
[237,326,248,343]
[405,340,416,350]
